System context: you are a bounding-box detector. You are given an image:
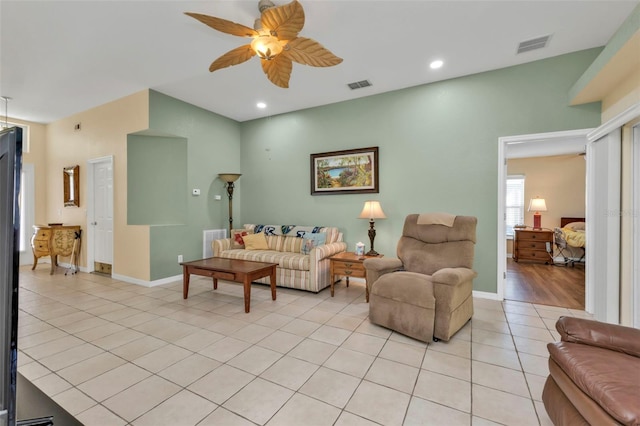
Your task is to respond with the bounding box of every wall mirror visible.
[63,165,79,207]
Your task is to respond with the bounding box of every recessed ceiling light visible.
[257,102,267,109]
[430,60,444,69]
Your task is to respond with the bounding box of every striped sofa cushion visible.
[220,249,310,271]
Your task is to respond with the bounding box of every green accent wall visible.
[132,49,602,291]
[140,91,241,280]
[127,134,188,225]
[239,48,603,294]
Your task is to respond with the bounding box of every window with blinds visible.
[506,175,525,237]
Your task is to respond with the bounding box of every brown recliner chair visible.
[543,316,640,426]
[363,214,477,342]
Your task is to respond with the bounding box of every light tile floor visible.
[17,266,593,425]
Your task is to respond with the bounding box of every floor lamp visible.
[358,201,386,256]
[219,173,241,235]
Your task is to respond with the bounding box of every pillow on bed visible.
[565,222,585,231]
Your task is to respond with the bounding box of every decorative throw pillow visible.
[300,232,327,255]
[232,231,248,249]
[243,232,269,250]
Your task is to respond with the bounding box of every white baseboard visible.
[111,273,182,288]
[473,290,502,300]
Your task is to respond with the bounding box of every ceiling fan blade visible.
[185,12,258,38]
[285,37,343,67]
[209,45,256,72]
[261,55,293,88]
[260,0,304,41]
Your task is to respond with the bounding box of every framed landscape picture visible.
[310,147,379,195]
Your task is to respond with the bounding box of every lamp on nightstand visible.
[358,201,386,256]
[528,197,547,230]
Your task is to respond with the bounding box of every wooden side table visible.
[513,229,554,264]
[329,252,382,299]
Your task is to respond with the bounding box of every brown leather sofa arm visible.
[432,267,477,287]
[556,316,640,358]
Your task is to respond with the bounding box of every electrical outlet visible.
[178,255,183,263]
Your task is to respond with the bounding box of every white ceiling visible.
[1,1,637,124]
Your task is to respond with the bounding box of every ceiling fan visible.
[185,0,343,88]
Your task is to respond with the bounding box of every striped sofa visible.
[212,224,347,293]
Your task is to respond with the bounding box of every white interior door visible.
[88,156,113,269]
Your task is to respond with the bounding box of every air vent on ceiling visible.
[348,80,372,90]
[517,35,551,54]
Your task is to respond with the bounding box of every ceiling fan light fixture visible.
[185,0,342,88]
[251,34,284,60]
[430,60,444,69]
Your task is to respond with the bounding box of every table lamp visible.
[528,197,547,230]
[358,201,386,256]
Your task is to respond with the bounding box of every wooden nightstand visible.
[513,229,553,264]
[329,252,382,298]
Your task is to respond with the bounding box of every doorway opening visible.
[497,129,592,309]
[506,154,586,309]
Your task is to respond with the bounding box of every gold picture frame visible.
[63,165,79,207]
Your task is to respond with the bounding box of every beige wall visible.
[601,30,640,122]
[44,90,151,280]
[508,154,586,230]
[507,154,586,258]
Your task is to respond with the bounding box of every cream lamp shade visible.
[358,201,387,220]
[218,173,242,183]
[528,197,547,212]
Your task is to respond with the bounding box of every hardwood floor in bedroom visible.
[505,258,585,310]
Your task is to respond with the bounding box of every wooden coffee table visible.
[181,258,278,313]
